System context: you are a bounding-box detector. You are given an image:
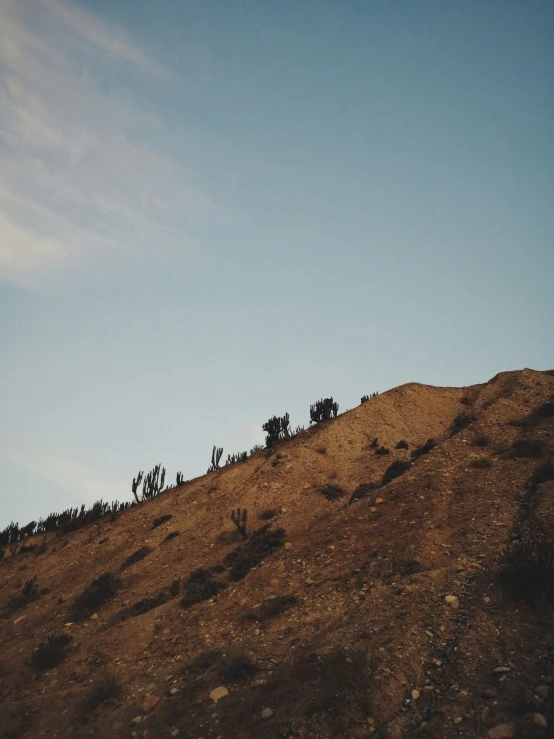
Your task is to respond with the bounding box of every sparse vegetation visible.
[231,507,248,539]
[224,524,286,581]
[470,458,493,469]
[152,514,172,529]
[9,575,40,613]
[348,482,378,504]
[411,438,436,459]
[498,534,554,603]
[225,451,248,465]
[180,567,226,609]
[309,397,339,424]
[320,484,345,501]
[79,670,122,715]
[259,508,278,521]
[509,439,544,458]
[316,446,327,455]
[219,654,259,682]
[450,412,477,436]
[382,460,411,486]
[361,392,378,403]
[133,464,167,502]
[120,545,152,570]
[32,634,72,671]
[395,440,409,449]
[71,573,122,620]
[472,434,490,447]
[207,446,223,473]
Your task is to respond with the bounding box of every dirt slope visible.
[1,368,553,739]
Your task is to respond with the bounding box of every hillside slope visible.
[1,369,553,739]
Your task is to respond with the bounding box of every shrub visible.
[244,594,298,622]
[152,514,172,529]
[348,482,378,504]
[509,439,544,459]
[498,535,554,603]
[183,650,222,676]
[225,451,248,465]
[180,568,226,609]
[219,654,259,682]
[411,439,436,460]
[395,440,409,450]
[120,546,152,570]
[320,484,345,501]
[309,398,339,424]
[470,458,493,469]
[79,670,122,715]
[9,575,40,612]
[450,412,476,437]
[259,508,278,521]
[32,634,72,671]
[163,530,180,542]
[71,573,121,620]
[472,434,490,447]
[224,524,286,581]
[316,447,327,455]
[382,460,411,486]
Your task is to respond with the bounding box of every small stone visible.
[492,666,511,675]
[487,724,516,739]
[64,622,73,628]
[170,730,179,737]
[411,689,420,700]
[210,686,229,703]
[532,713,548,729]
[145,683,155,693]
[366,718,375,726]
[482,689,498,699]
[284,543,293,550]
[90,613,98,620]
[454,717,463,724]
[535,685,551,700]
[141,695,159,713]
[132,717,142,725]
[280,506,287,513]
[13,616,27,626]
[375,498,384,504]
[444,595,459,609]
[261,708,273,719]
[169,688,178,695]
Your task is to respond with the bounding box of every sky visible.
[1,0,553,528]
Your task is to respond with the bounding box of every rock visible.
[492,666,511,675]
[132,716,142,724]
[64,622,73,628]
[170,730,179,737]
[482,689,498,699]
[411,689,420,700]
[145,683,155,694]
[454,717,463,724]
[375,498,384,505]
[169,688,178,695]
[487,724,516,739]
[284,543,293,550]
[280,506,287,513]
[90,613,98,620]
[444,595,459,609]
[261,708,273,719]
[366,718,375,726]
[535,685,551,700]
[532,713,548,729]
[210,686,229,703]
[13,616,27,626]
[141,695,159,713]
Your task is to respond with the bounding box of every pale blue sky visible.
[1,0,553,527]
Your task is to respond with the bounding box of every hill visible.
[1,368,553,739]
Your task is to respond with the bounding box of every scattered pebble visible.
[145,683,155,694]
[170,730,179,738]
[532,713,548,729]
[444,595,459,609]
[210,686,229,703]
[487,724,516,739]
[261,708,273,719]
[411,689,420,700]
[141,695,159,713]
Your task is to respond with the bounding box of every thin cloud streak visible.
[0,0,214,286]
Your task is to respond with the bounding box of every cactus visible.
[207,446,223,473]
[361,395,369,404]
[262,413,291,448]
[225,452,248,466]
[231,507,248,539]
[142,464,165,500]
[309,398,339,424]
[132,471,144,504]
[176,471,184,486]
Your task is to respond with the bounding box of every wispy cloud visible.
[0,0,214,287]
[9,449,130,508]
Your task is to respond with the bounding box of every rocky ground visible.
[1,368,553,739]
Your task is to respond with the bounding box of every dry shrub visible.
[218,654,259,682]
[472,434,490,447]
[382,460,411,486]
[32,634,72,671]
[258,508,278,521]
[180,567,226,609]
[395,440,409,450]
[79,670,122,715]
[450,412,476,436]
[411,439,436,460]
[71,572,121,620]
[320,484,345,501]
[120,545,152,570]
[224,524,286,581]
[348,482,378,505]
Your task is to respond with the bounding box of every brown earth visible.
[1,368,554,739]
